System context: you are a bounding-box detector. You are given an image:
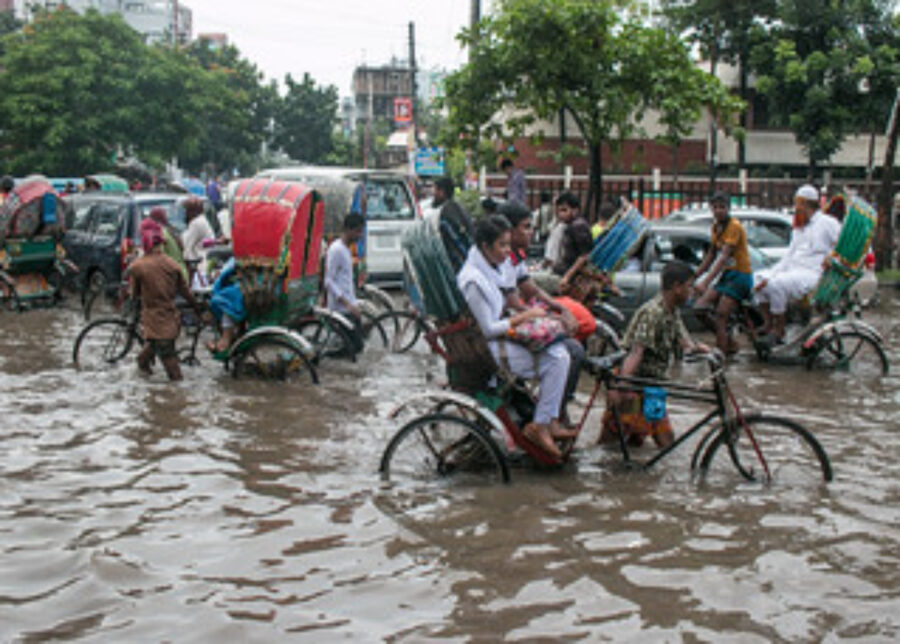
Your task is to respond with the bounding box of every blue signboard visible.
[414,147,445,177]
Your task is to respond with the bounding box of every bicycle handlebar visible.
[684,348,725,371]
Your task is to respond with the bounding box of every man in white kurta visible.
[754,185,841,340]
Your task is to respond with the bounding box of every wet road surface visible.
[1,294,898,641]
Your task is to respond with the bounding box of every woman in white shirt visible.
[457,215,573,458]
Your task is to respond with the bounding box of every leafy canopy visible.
[441,0,740,177]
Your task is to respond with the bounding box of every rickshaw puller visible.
[130,219,205,381]
[324,213,366,355]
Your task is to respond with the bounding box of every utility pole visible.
[409,22,418,156]
[470,0,480,28]
[173,0,179,47]
[364,71,374,169]
[875,89,899,270]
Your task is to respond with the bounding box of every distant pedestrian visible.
[206,179,222,211]
[501,158,527,208]
[0,176,14,206]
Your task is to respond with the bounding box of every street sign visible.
[414,147,445,176]
[394,97,413,125]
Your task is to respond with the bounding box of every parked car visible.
[664,205,793,262]
[608,221,776,329]
[62,193,141,296]
[254,167,420,284]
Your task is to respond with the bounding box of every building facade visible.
[352,65,414,124]
[11,0,192,44]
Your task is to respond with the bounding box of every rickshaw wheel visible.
[230,334,318,384]
[369,310,425,354]
[293,317,354,362]
[0,275,20,313]
[380,413,510,485]
[72,317,139,369]
[806,330,889,377]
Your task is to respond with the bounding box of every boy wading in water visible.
[130,220,205,381]
[601,261,709,449]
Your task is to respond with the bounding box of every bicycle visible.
[592,350,833,485]
[381,340,833,486]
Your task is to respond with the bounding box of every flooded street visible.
[1,294,898,642]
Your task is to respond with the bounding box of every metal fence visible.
[485,175,880,219]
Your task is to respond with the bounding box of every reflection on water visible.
[0,296,898,641]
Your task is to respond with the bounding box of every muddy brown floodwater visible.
[1,292,898,642]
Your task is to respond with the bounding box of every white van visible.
[254,167,420,284]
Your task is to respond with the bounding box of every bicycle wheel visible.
[230,334,318,384]
[380,413,510,485]
[72,317,139,369]
[293,316,354,361]
[0,274,20,313]
[806,330,889,377]
[699,414,833,485]
[370,310,425,354]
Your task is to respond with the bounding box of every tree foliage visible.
[0,8,341,177]
[750,0,900,175]
[274,73,338,164]
[440,0,741,214]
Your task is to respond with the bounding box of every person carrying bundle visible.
[457,215,574,458]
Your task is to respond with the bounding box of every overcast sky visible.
[186,0,493,96]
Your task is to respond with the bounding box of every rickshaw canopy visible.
[0,177,65,242]
[231,178,324,282]
[85,174,129,193]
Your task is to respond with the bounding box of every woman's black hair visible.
[474,214,511,248]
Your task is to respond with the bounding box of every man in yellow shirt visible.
[692,192,752,354]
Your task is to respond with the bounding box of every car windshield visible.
[364,180,413,220]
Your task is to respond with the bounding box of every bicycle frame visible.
[595,365,733,471]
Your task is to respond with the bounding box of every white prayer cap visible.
[795,184,819,202]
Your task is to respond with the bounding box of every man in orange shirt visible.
[692,192,753,354]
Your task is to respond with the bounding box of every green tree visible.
[273,72,338,164]
[0,9,22,57]
[0,8,149,175]
[440,0,741,215]
[751,0,899,178]
[182,38,278,175]
[661,0,776,169]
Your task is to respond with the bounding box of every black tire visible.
[72,317,139,369]
[806,330,889,376]
[380,413,510,485]
[0,274,20,313]
[699,414,833,485]
[230,333,318,384]
[370,310,426,354]
[361,284,395,314]
[293,316,355,361]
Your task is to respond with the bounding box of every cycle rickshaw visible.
[0,177,77,311]
[735,192,888,375]
[379,222,832,486]
[73,179,349,381]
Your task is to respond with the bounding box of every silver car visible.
[608,221,775,328]
[665,205,793,262]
